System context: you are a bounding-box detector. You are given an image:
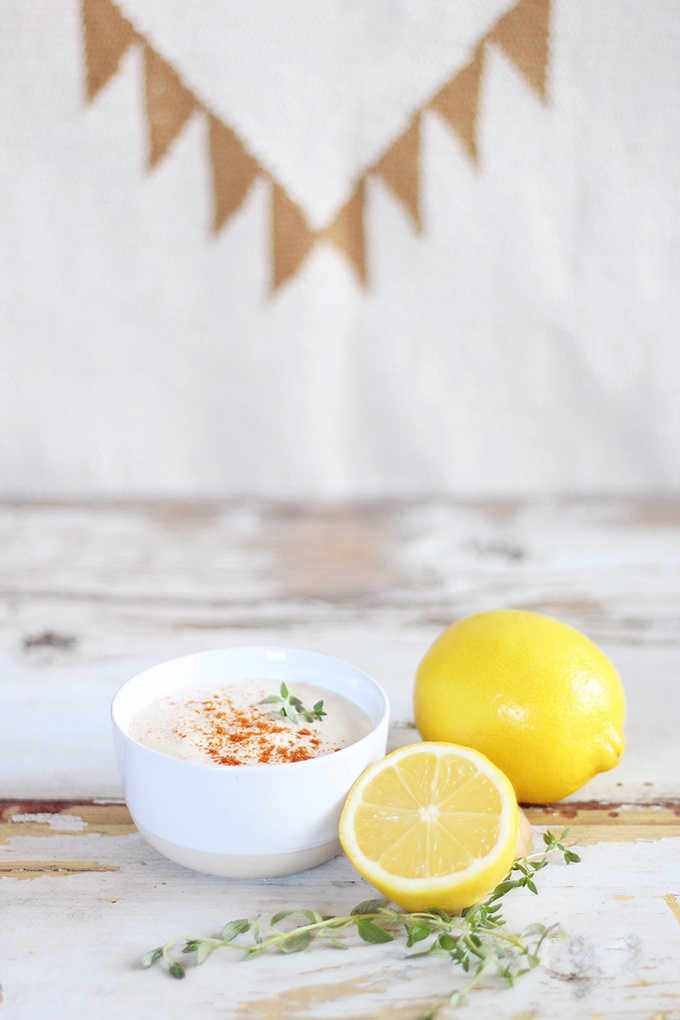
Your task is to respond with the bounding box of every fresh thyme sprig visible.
[143,829,580,1016]
[257,683,327,725]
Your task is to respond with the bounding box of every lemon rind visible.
[339,742,519,902]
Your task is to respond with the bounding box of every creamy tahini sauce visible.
[127,680,372,766]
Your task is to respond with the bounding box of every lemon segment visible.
[339,743,518,913]
[414,610,625,804]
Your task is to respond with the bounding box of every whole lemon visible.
[414,610,625,803]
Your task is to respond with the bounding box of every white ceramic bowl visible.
[111,647,389,878]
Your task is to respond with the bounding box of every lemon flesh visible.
[414,610,625,804]
[339,743,518,913]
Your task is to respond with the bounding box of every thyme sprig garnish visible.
[258,683,327,725]
[143,829,580,1016]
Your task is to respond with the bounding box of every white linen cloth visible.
[0,0,678,499]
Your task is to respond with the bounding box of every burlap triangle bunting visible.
[82,0,550,291]
[208,115,260,233]
[322,180,367,286]
[144,46,197,169]
[372,115,422,231]
[488,0,550,100]
[82,0,134,101]
[430,44,484,164]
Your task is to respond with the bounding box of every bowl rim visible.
[111,645,390,774]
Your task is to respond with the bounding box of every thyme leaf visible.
[258,683,327,725]
[142,829,580,1015]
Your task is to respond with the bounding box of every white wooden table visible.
[1,499,679,1019]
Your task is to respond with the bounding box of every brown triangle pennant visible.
[488,0,550,100]
[144,45,197,169]
[429,43,484,164]
[208,115,260,233]
[271,183,316,291]
[81,0,552,292]
[321,179,367,286]
[372,114,421,231]
[82,0,134,102]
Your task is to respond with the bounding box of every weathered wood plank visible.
[1,496,679,1020]
[2,498,680,800]
[0,806,678,1020]
[4,800,680,846]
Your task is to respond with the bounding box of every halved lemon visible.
[339,743,519,912]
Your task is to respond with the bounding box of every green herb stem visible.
[258,683,327,725]
[142,829,580,1017]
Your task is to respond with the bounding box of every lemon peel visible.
[339,742,519,913]
[414,610,625,803]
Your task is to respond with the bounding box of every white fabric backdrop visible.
[1,0,679,499]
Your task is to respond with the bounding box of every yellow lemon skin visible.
[339,743,518,913]
[414,610,625,804]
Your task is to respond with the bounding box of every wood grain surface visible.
[1,499,679,1018]
[1,799,679,1020]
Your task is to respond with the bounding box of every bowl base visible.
[135,821,342,877]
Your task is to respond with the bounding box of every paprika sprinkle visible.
[128,679,373,767]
